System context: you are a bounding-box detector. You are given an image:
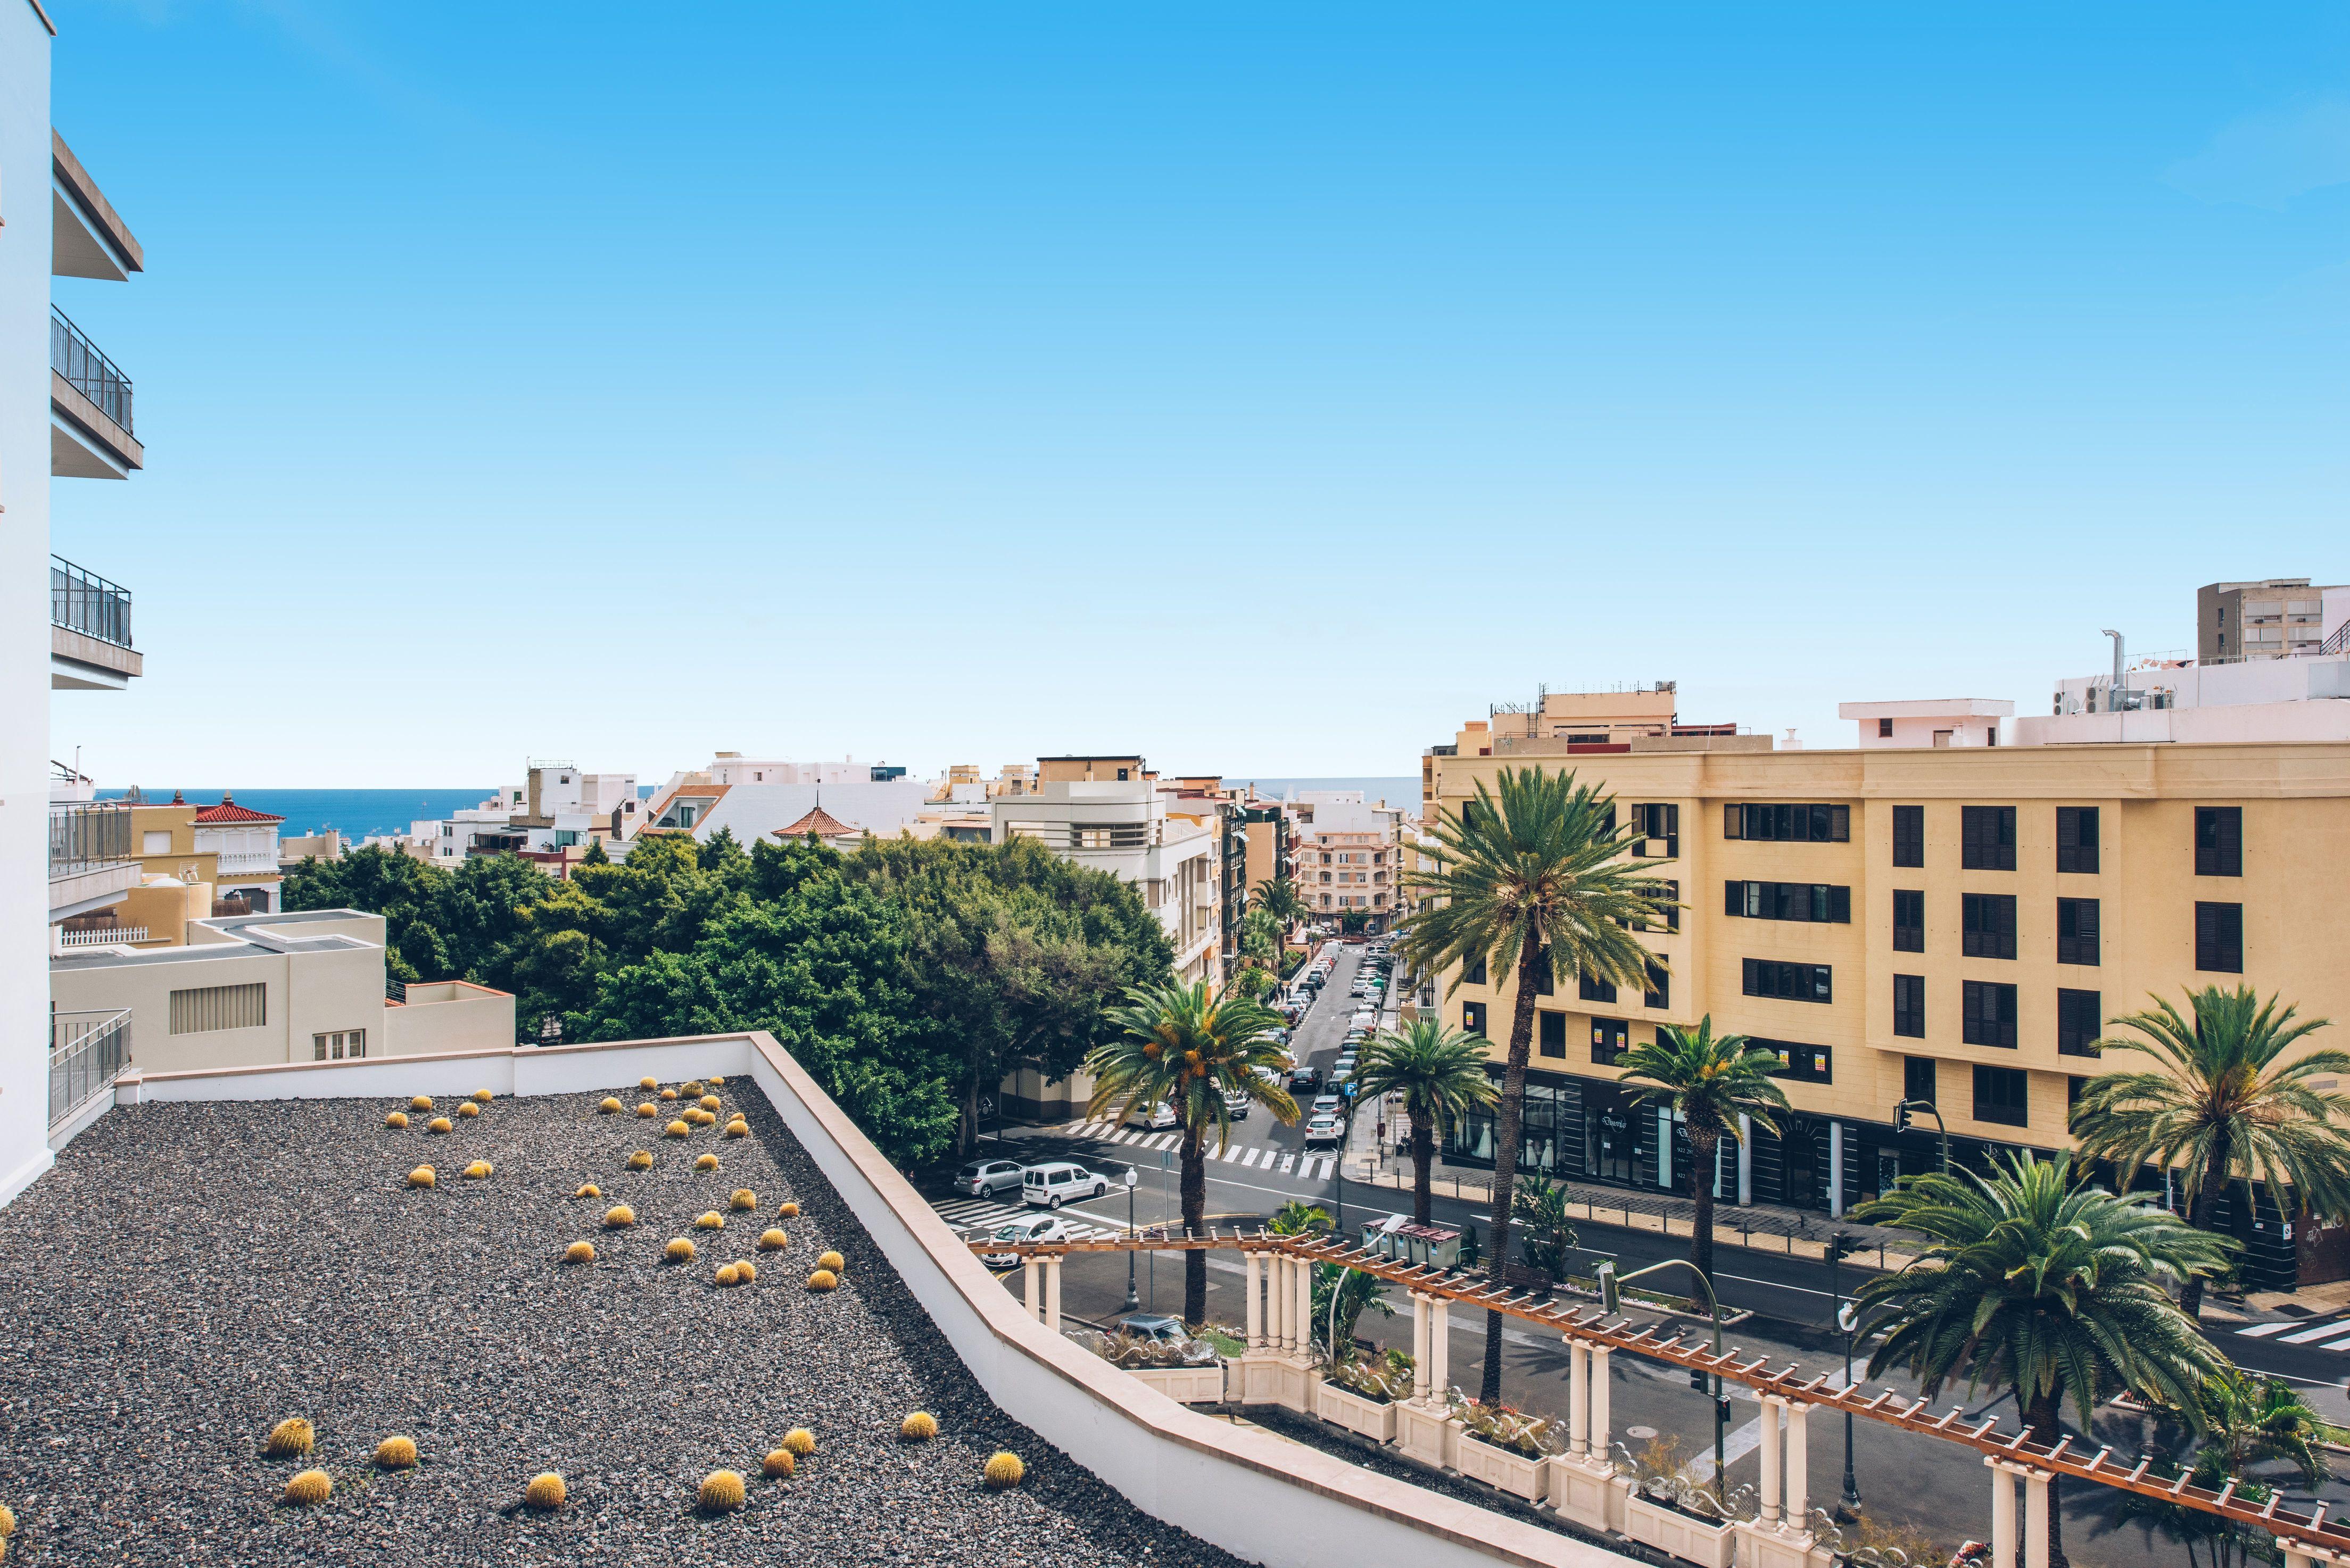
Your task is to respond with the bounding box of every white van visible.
[1022,1162,1110,1209]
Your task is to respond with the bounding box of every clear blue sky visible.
[45,3,2350,785]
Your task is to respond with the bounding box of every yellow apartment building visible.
[1419,707,2350,1287]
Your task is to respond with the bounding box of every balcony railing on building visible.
[57,925,147,948]
[51,555,133,649]
[51,306,134,435]
[51,1008,129,1129]
[49,800,132,877]
[213,851,282,874]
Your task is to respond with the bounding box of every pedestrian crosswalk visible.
[2236,1312,2350,1351]
[929,1195,1120,1240]
[1052,1118,1340,1182]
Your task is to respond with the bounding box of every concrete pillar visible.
[1737,1113,1753,1206]
[1590,1346,1612,1459]
[1785,1401,1811,1529]
[1429,1295,1450,1399]
[1244,1251,1263,1348]
[1044,1256,1063,1334]
[1271,1257,1289,1351]
[2023,1470,2050,1568]
[1759,1395,1784,1525]
[1569,1339,1591,1456]
[1988,1460,2017,1568]
[1296,1253,1314,1358]
[1828,1122,1845,1217]
[1410,1295,1432,1402]
[1022,1257,1041,1321]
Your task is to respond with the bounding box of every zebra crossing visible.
[2236,1312,2350,1353]
[928,1194,1121,1239]
[1054,1119,1339,1182]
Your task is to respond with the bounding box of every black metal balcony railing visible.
[49,800,132,877]
[51,556,132,649]
[51,1009,130,1129]
[51,306,134,435]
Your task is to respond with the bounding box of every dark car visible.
[1287,1065,1322,1092]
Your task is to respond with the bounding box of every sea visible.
[95,789,499,841]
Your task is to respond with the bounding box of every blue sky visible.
[45,3,2350,785]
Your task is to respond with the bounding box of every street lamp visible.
[1599,1258,1727,1496]
[1121,1167,1140,1313]
[1826,1231,1862,1520]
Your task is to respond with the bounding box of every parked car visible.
[1304,1114,1344,1148]
[1311,1094,1342,1116]
[1221,1089,1252,1118]
[951,1157,1027,1199]
[1287,1065,1322,1092]
[1022,1162,1111,1208]
[1124,1101,1179,1131]
[1115,1313,1188,1343]
[979,1213,1075,1267]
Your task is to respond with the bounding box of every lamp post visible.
[1600,1258,1726,1494]
[1827,1231,1861,1520]
[1121,1167,1140,1313]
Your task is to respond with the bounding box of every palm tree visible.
[2116,1371,2332,1568]
[1400,766,1669,1402]
[1854,1152,2233,1568]
[1614,1017,1789,1284]
[2070,985,2350,1323]
[1087,979,1300,1323]
[1352,1017,1497,1224]
[1253,875,1305,934]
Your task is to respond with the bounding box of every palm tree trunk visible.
[2181,1128,2232,1323]
[2023,1391,2068,1568]
[1481,954,1544,1404]
[1690,1125,1719,1284]
[1410,1109,1435,1226]
[1181,1124,1209,1324]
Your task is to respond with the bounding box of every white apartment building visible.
[2021,650,2350,746]
[707,753,910,787]
[393,761,644,873]
[1296,795,1403,931]
[8,10,154,1205]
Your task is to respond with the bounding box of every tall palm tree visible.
[1613,1017,1789,1284]
[1401,766,1671,1402]
[1854,1152,2233,1568]
[1087,980,1300,1323]
[2070,985,2350,1323]
[1253,875,1305,933]
[1352,1016,1497,1224]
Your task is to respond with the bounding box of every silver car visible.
[952,1157,1026,1198]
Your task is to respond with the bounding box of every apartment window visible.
[1878,718,1894,738]
[2194,807,2243,877]
[142,829,171,854]
[1756,1039,1832,1083]
[1538,1012,1567,1058]
[1632,803,1679,858]
[1659,878,1680,934]
[169,982,268,1034]
[1319,872,1331,883]
[2195,901,2244,974]
[1893,974,1925,1038]
[1724,881,1852,924]
[1723,803,1850,842]
[1973,1065,2029,1127]
[1321,852,1333,865]
[2056,898,2100,966]
[1591,1018,1628,1066]
[1643,960,1669,1011]
[1742,959,1833,1005]
[1531,947,1554,995]
[1892,805,1925,868]
[1115,768,1130,781]
[2056,808,2099,875]
[1962,981,2018,1048]
[1463,1001,1487,1035]
[1960,807,2017,871]
[1961,893,2018,959]
[2057,989,2102,1057]
[1579,973,1618,1005]
[1904,1055,1937,1106]
[313,1029,368,1061]
[1892,889,1925,952]
[1463,956,1487,986]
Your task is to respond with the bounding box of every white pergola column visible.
[1737,1113,1753,1205]
[1590,1346,1612,1459]
[1022,1258,1042,1321]
[1270,1257,1288,1351]
[1296,1254,1314,1358]
[1568,1339,1591,1456]
[1044,1255,1063,1334]
[1410,1294,1432,1401]
[2023,1469,2050,1568]
[1758,1395,1784,1525]
[1244,1251,1263,1348]
[1428,1295,1450,1398]
[1987,1459,2017,1568]
[1784,1401,1811,1529]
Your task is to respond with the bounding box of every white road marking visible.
[2237,1322,2295,1338]
[1278,1154,1297,1174]
[2277,1318,2350,1344]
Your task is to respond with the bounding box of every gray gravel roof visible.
[0,1089,1253,1566]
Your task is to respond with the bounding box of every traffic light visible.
[1894,1102,1913,1132]
[1826,1232,1858,1263]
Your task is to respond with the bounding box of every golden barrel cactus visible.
[664,1120,691,1139]
[282,1469,332,1506]
[627,1151,653,1171]
[714,1263,741,1287]
[374,1436,418,1469]
[724,1122,748,1139]
[698,1470,747,1511]
[900,1411,938,1442]
[603,1205,636,1228]
[693,1154,720,1173]
[666,1238,697,1263]
[694,1212,725,1231]
[698,1094,722,1113]
[409,1095,434,1112]
[385,1111,409,1129]
[636,1102,658,1118]
[427,1117,453,1134]
[264,1417,315,1457]
[659,1088,679,1102]
[758,1228,789,1251]
[680,1080,704,1098]
[983,1451,1025,1489]
[574,1183,602,1200]
[471,1089,493,1104]
[781,1428,816,1457]
[639,1076,659,1091]
[762,1447,796,1479]
[565,1241,597,1265]
[408,1166,436,1189]
[734,1260,758,1284]
[463,1161,492,1180]
[816,1250,845,1274]
[456,1102,481,1119]
[806,1268,838,1292]
[730,1189,756,1211]
[524,1472,567,1510]
[598,1097,622,1115]
[777,1201,800,1218]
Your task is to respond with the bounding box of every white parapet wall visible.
[101,1032,1637,1568]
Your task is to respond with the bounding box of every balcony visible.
[52,307,142,477]
[49,800,136,921]
[52,131,144,282]
[214,852,282,875]
[51,1009,130,1131]
[51,556,140,690]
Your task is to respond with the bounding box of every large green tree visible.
[1352,1017,1496,1224]
[1087,980,1298,1323]
[1614,1017,1789,1284]
[1855,1153,2233,1568]
[2070,985,2350,1322]
[1400,767,1671,1403]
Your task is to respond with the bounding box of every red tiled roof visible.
[192,792,284,824]
[773,805,857,839]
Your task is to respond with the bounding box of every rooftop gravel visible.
[0,1085,1253,1566]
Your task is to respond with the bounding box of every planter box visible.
[1395,1401,1460,1470]
[1624,1491,1737,1568]
[1127,1364,1227,1405]
[1455,1432,1553,1502]
[1549,1456,1625,1533]
[1314,1380,1399,1443]
[1735,1521,1831,1568]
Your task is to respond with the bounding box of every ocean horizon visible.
[96,788,497,841]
